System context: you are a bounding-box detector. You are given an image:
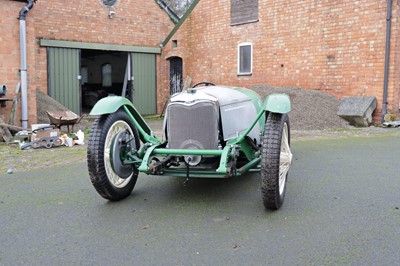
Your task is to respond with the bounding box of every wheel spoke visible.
[104,147,110,160]
[279,123,292,194]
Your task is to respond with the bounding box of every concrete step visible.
[337,96,377,127]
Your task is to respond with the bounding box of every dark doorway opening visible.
[169,57,183,95]
[80,50,127,113]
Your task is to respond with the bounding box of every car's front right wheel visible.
[261,113,292,210]
[87,109,140,201]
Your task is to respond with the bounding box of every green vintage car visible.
[87,82,292,210]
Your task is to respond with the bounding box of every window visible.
[80,66,88,84]
[102,63,112,87]
[102,0,118,7]
[231,0,259,26]
[238,43,252,75]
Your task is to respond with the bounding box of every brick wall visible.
[162,0,400,122]
[0,1,25,124]
[0,0,173,125]
[2,0,399,125]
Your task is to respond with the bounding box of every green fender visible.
[90,96,135,115]
[263,93,291,114]
[89,96,159,144]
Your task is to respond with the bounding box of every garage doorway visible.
[47,44,157,115]
[80,50,127,113]
[81,51,156,114]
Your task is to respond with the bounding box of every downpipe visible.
[18,0,36,129]
[382,0,393,123]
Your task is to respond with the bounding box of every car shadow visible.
[100,171,264,212]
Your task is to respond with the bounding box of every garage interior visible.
[80,50,128,113]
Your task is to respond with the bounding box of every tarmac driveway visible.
[1,134,399,265]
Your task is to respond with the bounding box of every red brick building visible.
[0,0,174,127]
[161,0,400,122]
[1,0,399,127]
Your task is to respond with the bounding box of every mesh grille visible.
[167,102,219,150]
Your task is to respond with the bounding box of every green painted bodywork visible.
[232,87,264,113]
[263,93,291,114]
[232,86,266,132]
[90,96,133,115]
[89,96,160,144]
[92,91,291,178]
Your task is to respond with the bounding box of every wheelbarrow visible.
[46,110,83,133]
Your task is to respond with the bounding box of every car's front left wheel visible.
[261,113,292,210]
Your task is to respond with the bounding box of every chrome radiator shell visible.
[164,85,262,150]
[166,100,219,150]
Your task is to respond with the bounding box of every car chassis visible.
[87,83,292,210]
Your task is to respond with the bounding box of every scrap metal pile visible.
[15,125,84,150]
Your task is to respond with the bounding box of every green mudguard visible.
[263,93,291,114]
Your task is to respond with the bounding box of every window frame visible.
[102,63,112,87]
[101,0,118,8]
[80,66,88,85]
[230,0,259,26]
[237,42,253,76]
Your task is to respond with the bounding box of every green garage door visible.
[131,53,156,115]
[47,47,81,114]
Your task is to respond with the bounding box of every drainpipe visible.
[18,0,35,129]
[382,0,392,123]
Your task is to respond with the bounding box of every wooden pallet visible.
[0,117,12,142]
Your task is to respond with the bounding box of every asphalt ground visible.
[1,130,400,265]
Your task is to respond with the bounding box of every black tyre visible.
[261,113,292,210]
[87,109,140,201]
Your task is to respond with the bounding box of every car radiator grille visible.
[167,101,219,150]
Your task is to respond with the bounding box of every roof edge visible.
[162,0,200,47]
[155,0,180,24]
